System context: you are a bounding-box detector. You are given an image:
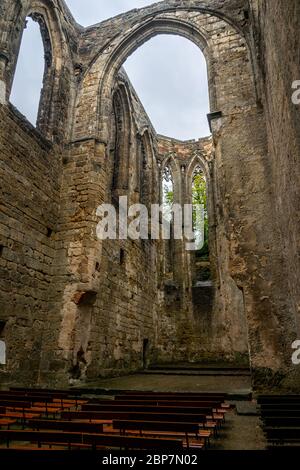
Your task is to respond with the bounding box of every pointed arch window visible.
[111,86,131,197]
[162,164,174,223]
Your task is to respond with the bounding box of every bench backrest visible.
[258,395,300,403]
[260,409,300,418]
[81,404,212,414]
[263,416,300,427]
[61,410,207,423]
[109,399,222,407]
[113,420,199,433]
[260,403,300,411]
[114,395,224,402]
[0,400,32,408]
[10,387,71,396]
[28,419,103,433]
[120,391,226,397]
[264,427,300,440]
[0,393,55,404]
[0,429,183,450]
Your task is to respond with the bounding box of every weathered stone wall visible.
[247,0,300,389]
[36,69,161,386]
[155,136,249,365]
[0,0,77,385]
[0,104,61,385]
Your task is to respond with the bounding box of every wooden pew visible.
[114,395,226,403]
[102,399,227,414]
[258,395,300,447]
[258,395,300,404]
[27,419,104,433]
[81,403,224,428]
[112,420,203,448]
[0,419,16,429]
[92,399,223,408]
[62,410,207,423]
[9,388,85,408]
[264,427,300,444]
[0,400,44,425]
[119,391,226,397]
[0,394,63,412]
[0,429,183,450]
[262,416,300,427]
[260,409,300,418]
[0,398,60,419]
[9,388,71,397]
[113,397,231,413]
[260,405,300,414]
[0,399,33,408]
[81,404,225,427]
[82,404,214,414]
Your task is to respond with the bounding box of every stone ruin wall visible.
[0,0,299,391]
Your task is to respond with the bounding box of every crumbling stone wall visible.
[155,136,249,365]
[247,0,300,389]
[0,104,61,385]
[39,72,160,385]
[0,0,299,390]
[0,0,79,385]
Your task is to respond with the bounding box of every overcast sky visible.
[10,1,210,140]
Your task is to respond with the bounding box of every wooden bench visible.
[94,397,223,407]
[10,387,71,394]
[92,400,228,415]
[0,396,63,416]
[264,427,300,444]
[258,395,300,447]
[0,400,33,420]
[0,411,42,422]
[0,399,32,408]
[0,429,183,450]
[81,404,224,428]
[61,410,207,423]
[260,409,300,418]
[258,395,300,404]
[94,399,224,407]
[112,420,204,448]
[82,403,214,414]
[262,416,300,427]
[115,394,226,402]
[260,403,300,410]
[119,391,226,397]
[0,402,60,421]
[8,388,85,408]
[0,419,16,429]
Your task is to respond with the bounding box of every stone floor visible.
[211,409,266,450]
[80,372,252,394]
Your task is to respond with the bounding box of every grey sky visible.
[10,1,210,140]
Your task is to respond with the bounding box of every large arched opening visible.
[66,5,257,376]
